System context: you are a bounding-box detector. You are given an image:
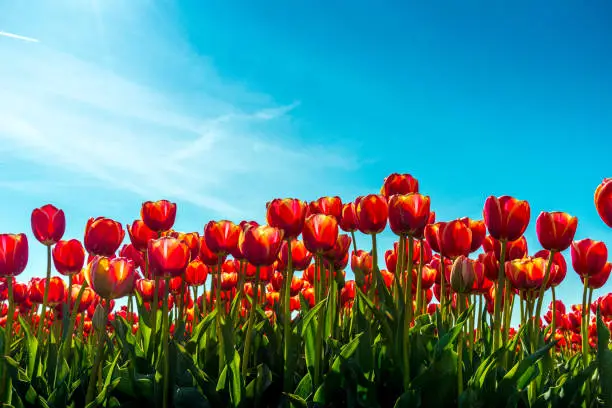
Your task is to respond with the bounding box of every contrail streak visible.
[0,31,39,43]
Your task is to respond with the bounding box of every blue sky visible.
[1,1,611,313]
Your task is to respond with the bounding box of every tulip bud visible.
[450,256,475,294]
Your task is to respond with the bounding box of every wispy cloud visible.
[0,6,359,221]
[0,31,39,43]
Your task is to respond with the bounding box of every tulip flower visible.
[84,217,125,257]
[380,173,419,197]
[302,214,339,254]
[204,220,241,256]
[441,219,472,259]
[238,225,284,267]
[505,257,546,291]
[0,234,29,278]
[127,220,157,252]
[148,237,191,278]
[595,178,612,228]
[483,195,531,242]
[536,211,578,252]
[450,256,475,294]
[581,262,612,290]
[266,198,308,240]
[168,231,201,261]
[387,193,431,238]
[29,276,68,305]
[482,235,528,261]
[312,196,343,219]
[461,218,486,253]
[185,258,208,287]
[141,200,177,232]
[279,240,313,271]
[31,204,65,246]
[89,256,136,300]
[571,239,608,278]
[52,239,86,276]
[355,194,388,235]
[339,202,358,233]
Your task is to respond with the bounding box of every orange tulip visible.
[571,239,608,277]
[351,250,373,276]
[355,194,388,235]
[31,204,65,246]
[127,220,157,252]
[204,220,241,255]
[380,173,419,197]
[339,202,358,232]
[302,214,339,254]
[89,256,137,300]
[199,236,225,266]
[266,198,308,240]
[52,239,85,276]
[534,249,567,287]
[536,211,578,252]
[141,200,177,232]
[29,276,68,305]
[238,225,284,267]
[0,233,29,277]
[505,257,546,291]
[148,237,191,278]
[483,195,530,242]
[440,219,472,259]
[387,193,431,238]
[84,217,125,256]
[71,284,96,313]
[595,178,612,228]
[185,258,209,286]
[323,234,352,263]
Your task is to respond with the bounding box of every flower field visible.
[1,174,612,407]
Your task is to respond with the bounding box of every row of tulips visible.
[0,175,611,407]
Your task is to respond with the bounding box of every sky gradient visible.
[1,1,611,313]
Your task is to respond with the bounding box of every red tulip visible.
[582,262,612,289]
[119,244,145,271]
[380,173,419,197]
[135,278,162,302]
[483,195,530,242]
[424,222,446,254]
[52,239,85,276]
[31,204,65,246]
[204,220,241,255]
[355,194,388,234]
[312,196,343,219]
[89,256,136,300]
[238,225,284,267]
[148,237,191,278]
[571,239,608,277]
[185,258,209,286]
[387,193,431,238]
[384,249,397,273]
[482,235,528,261]
[595,178,612,228]
[536,211,578,252]
[440,219,472,259]
[461,218,486,253]
[266,198,308,240]
[84,217,125,256]
[199,236,225,266]
[71,284,95,313]
[534,249,567,287]
[127,220,157,252]
[141,200,177,232]
[169,231,201,261]
[339,202,358,232]
[0,234,29,277]
[279,240,313,271]
[29,276,68,305]
[302,214,339,254]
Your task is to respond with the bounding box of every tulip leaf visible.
[597,308,612,408]
[17,316,38,379]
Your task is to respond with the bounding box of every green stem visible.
[150,276,159,362]
[394,236,405,305]
[492,240,507,351]
[85,301,110,405]
[193,286,199,327]
[162,276,170,408]
[350,231,358,254]
[283,239,294,392]
[440,255,447,323]
[242,267,261,376]
[313,255,325,388]
[1,276,15,402]
[402,236,414,391]
[550,287,556,341]
[457,293,464,399]
[533,250,555,347]
[415,240,424,315]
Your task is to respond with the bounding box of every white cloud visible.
[0,31,39,43]
[0,11,360,220]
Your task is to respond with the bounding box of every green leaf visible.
[283,392,308,408]
[597,308,612,408]
[174,387,211,408]
[17,316,38,379]
[394,389,421,408]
